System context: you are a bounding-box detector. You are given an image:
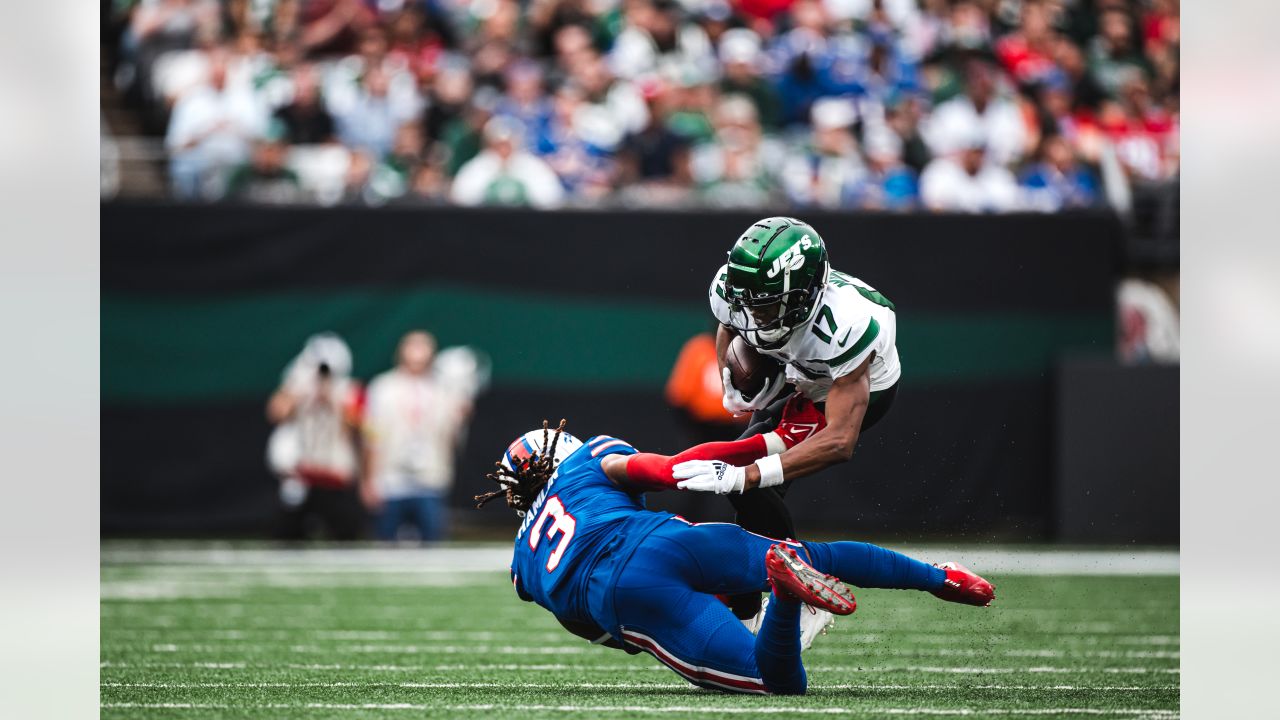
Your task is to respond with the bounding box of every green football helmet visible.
[724,216,830,348]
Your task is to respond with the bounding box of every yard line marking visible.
[111,630,575,642]
[100,544,1179,575]
[101,660,1179,675]
[145,643,591,655]
[805,635,1179,649]
[133,637,1178,655]
[100,703,1179,716]
[107,628,1182,651]
[102,646,1181,661]
[100,681,1180,691]
[804,666,1180,675]
[870,707,1177,712]
[112,627,1177,638]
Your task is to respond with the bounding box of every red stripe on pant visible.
[621,630,768,695]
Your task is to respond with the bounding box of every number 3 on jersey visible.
[528,495,576,572]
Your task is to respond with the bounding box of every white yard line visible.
[101,544,1179,576]
[149,643,591,655]
[101,681,1177,691]
[137,640,1176,655]
[102,660,1178,675]
[100,702,1179,717]
[102,639,1179,660]
[107,628,1179,644]
[108,629,1179,641]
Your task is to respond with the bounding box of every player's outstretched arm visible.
[603,394,828,492]
[601,435,773,492]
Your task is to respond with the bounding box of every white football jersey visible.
[709,264,901,401]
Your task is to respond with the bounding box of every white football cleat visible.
[799,604,835,651]
[739,596,836,651]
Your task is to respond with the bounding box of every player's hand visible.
[775,393,827,449]
[749,369,788,410]
[721,367,754,415]
[672,459,747,494]
[722,367,787,415]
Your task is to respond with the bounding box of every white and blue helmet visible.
[500,427,583,473]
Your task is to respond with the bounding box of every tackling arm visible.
[600,433,776,492]
[600,394,828,492]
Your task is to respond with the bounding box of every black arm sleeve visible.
[555,616,641,655]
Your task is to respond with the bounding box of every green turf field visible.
[101,545,1179,719]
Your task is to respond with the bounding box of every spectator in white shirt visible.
[609,0,715,80]
[780,98,867,208]
[451,117,566,208]
[164,47,268,198]
[333,64,418,158]
[922,59,1029,167]
[362,331,472,542]
[920,132,1021,212]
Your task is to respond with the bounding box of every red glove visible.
[773,393,826,449]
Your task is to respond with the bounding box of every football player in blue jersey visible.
[476,417,994,695]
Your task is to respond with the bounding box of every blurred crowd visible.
[266,330,489,541]
[104,0,1178,212]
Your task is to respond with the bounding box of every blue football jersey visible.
[509,435,673,625]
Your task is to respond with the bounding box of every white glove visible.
[673,459,747,495]
[752,370,787,409]
[722,367,786,415]
[721,367,753,415]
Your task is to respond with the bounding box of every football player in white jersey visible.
[675,216,903,623]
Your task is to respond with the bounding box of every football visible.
[725,335,783,401]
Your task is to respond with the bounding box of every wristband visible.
[754,454,785,489]
[761,431,786,456]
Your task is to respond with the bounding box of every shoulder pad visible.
[586,435,638,458]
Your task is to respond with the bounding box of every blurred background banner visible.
[100,203,1174,540]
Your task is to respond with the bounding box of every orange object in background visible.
[665,333,747,426]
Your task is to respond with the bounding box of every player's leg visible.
[611,528,808,694]
[661,519,957,598]
[723,392,797,617]
[806,537,993,605]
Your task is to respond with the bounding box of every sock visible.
[753,592,807,695]
[801,541,946,591]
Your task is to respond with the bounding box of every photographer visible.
[266,333,365,540]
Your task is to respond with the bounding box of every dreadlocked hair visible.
[475,418,568,514]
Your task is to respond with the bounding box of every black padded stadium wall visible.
[1054,357,1179,543]
[102,203,1122,539]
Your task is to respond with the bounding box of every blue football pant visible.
[611,518,944,695]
